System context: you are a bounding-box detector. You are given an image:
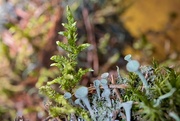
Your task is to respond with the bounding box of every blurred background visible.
[0,0,180,120]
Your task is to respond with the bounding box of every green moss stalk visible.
[45,6,92,92]
[39,6,92,120]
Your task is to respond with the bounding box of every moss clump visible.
[40,6,92,120]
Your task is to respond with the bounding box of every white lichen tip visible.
[124,54,132,62]
[101,72,109,79]
[64,92,72,99]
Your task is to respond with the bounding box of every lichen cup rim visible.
[64,92,72,99]
[75,86,88,98]
[124,54,132,61]
[126,60,140,72]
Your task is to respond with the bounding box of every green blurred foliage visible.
[0,0,60,120]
